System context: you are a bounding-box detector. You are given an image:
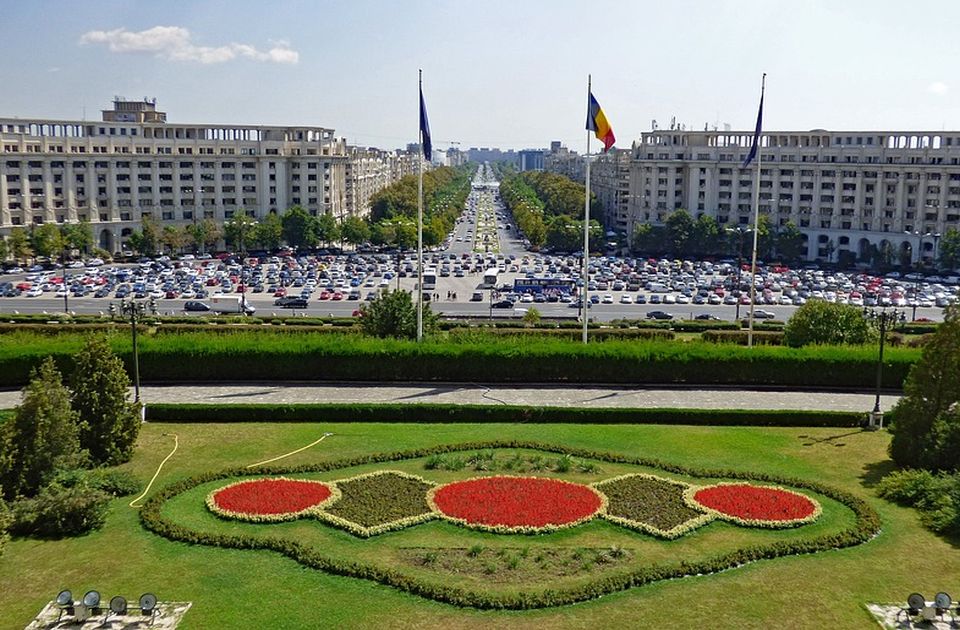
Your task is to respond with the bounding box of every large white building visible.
[0,98,364,253]
[628,129,960,263]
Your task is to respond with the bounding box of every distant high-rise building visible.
[518,149,544,172]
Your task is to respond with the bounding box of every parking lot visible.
[0,165,955,323]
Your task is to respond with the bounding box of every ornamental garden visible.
[146,441,871,610]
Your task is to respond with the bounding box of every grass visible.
[1,422,957,628]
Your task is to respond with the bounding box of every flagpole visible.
[747,73,766,348]
[417,68,424,342]
[582,74,591,344]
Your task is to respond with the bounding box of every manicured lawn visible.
[2,422,957,628]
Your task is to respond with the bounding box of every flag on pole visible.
[742,88,764,167]
[419,85,432,162]
[586,92,615,152]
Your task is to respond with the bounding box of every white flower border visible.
[206,477,341,523]
[426,474,608,535]
[315,470,438,537]
[682,482,823,529]
[591,473,716,539]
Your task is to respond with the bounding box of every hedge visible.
[139,440,881,610]
[701,330,785,345]
[143,403,865,427]
[0,331,919,388]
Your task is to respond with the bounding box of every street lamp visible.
[726,226,753,321]
[862,306,905,428]
[110,297,155,403]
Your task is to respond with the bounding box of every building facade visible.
[629,129,960,263]
[0,98,354,253]
[344,146,418,218]
[589,148,631,236]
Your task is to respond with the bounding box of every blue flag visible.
[419,85,432,162]
[742,89,763,168]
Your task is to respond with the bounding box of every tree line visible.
[497,168,602,252]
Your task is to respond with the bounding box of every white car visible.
[25,287,43,297]
[601,294,614,304]
[620,294,633,304]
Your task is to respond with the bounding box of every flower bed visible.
[428,476,605,533]
[685,482,821,527]
[207,478,338,522]
[320,471,436,537]
[593,474,714,538]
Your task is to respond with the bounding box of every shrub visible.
[0,357,85,500]
[876,469,960,535]
[359,289,438,339]
[10,482,110,538]
[71,335,141,465]
[888,305,960,470]
[0,498,10,557]
[876,469,941,506]
[51,467,141,497]
[783,301,875,347]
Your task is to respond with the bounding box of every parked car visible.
[646,310,674,320]
[184,301,211,312]
[492,299,515,309]
[279,297,309,309]
[752,309,777,319]
[694,313,721,321]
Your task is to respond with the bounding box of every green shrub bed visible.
[143,403,865,427]
[594,474,711,538]
[0,330,918,388]
[321,471,436,536]
[140,440,880,610]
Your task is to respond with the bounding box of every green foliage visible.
[783,300,875,347]
[0,499,9,557]
[0,358,84,500]
[128,215,161,256]
[52,467,140,497]
[70,335,141,465]
[316,212,340,245]
[7,227,32,262]
[61,220,94,254]
[498,174,546,249]
[522,307,541,326]
[889,305,960,470]
[223,209,258,253]
[938,228,960,271]
[143,402,864,427]
[359,289,437,339]
[341,215,371,245]
[186,218,222,253]
[281,205,319,249]
[30,223,64,259]
[877,469,960,535]
[253,212,283,250]
[10,482,110,538]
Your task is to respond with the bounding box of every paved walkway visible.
[0,383,899,413]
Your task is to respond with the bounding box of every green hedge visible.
[139,440,881,610]
[143,403,864,427]
[0,331,919,388]
[701,330,785,345]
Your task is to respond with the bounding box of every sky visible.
[2,0,960,152]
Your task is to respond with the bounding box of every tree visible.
[61,220,94,255]
[70,336,141,466]
[0,358,84,500]
[224,209,257,253]
[128,216,160,256]
[889,305,960,470]
[522,307,542,327]
[8,227,32,263]
[938,228,960,271]
[341,216,371,246]
[253,212,283,251]
[31,223,64,259]
[664,209,694,256]
[161,225,188,254]
[782,300,875,347]
[359,289,437,339]
[775,222,805,263]
[0,236,7,262]
[631,223,666,256]
[316,212,340,246]
[0,498,9,557]
[281,206,319,249]
[690,214,720,258]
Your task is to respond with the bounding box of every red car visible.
[319,290,331,300]
[331,291,344,301]
[273,288,287,297]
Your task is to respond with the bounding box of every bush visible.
[51,467,140,497]
[876,469,960,535]
[889,305,960,470]
[0,357,85,500]
[783,301,875,347]
[701,330,784,345]
[10,482,110,538]
[359,289,437,339]
[71,335,141,466]
[0,499,10,557]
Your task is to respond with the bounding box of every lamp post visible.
[726,226,752,321]
[114,298,148,403]
[862,306,904,428]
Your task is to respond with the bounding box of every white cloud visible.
[928,81,949,95]
[79,26,299,65]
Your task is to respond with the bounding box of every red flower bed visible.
[692,484,817,523]
[430,476,603,531]
[210,478,333,517]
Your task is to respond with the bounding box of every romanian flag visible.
[586,91,615,152]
